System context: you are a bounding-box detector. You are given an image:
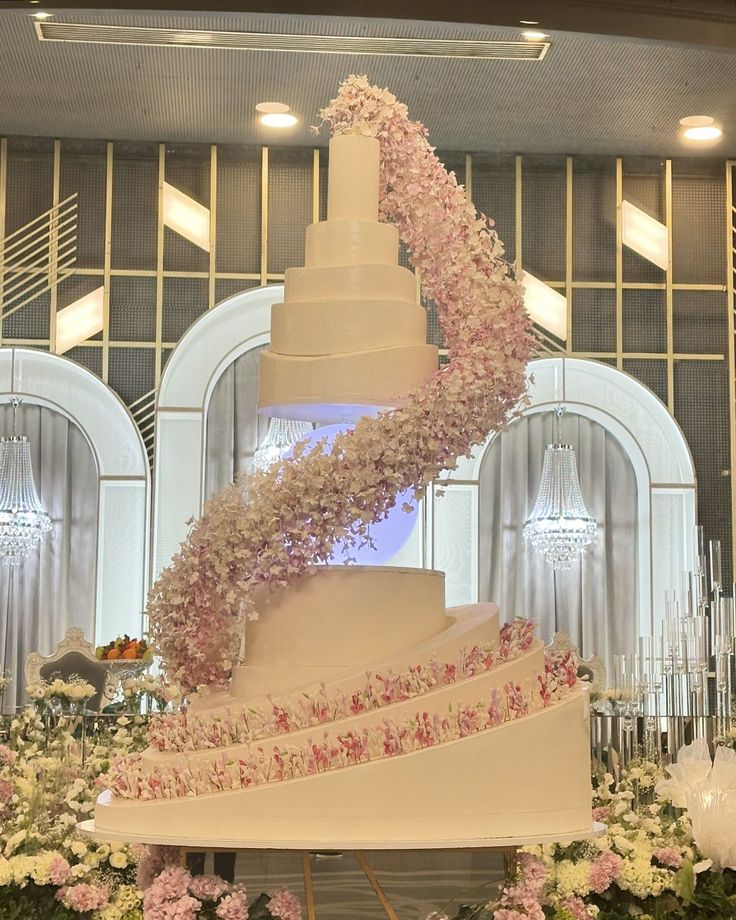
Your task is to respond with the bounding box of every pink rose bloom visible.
[269,888,302,920]
[188,873,231,902]
[654,846,683,869]
[588,850,623,894]
[215,889,249,920]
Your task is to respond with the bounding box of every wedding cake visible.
[93,133,592,848]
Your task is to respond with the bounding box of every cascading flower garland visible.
[149,75,536,693]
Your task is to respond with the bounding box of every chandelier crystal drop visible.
[253,417,314,473]
[0,399,52,566]
[523,407,598,571]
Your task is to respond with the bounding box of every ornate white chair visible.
[24,627,110,711]
[545,631,606,697]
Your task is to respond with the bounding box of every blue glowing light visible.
[287,422,418,565]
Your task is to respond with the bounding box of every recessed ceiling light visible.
[33,10,52,18]
[519,20,540,25]
[521,30,548,40]
[255,101,291,114]
[260,112,298,128]
[679,115,715,127]
[683,125,722,141]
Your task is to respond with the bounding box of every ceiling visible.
[2,5,736,155]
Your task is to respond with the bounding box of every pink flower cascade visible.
[111,651,577,802]
[149,620,536,753]
[495,853,546,920]
[148,75,536,692]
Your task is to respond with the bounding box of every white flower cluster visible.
[27,676,96,703]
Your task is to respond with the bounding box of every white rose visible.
[109,851,128,869]
[69,840,87,857]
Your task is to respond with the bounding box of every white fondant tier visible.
[326,134,380,222]
[234,566,447,699]
[258,343,438,424]
[284,263,417,304]
[270,299,427,356]
[94,691,592,845]
[305,219,399,269]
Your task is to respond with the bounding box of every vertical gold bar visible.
[515,155,523,271]
[49,139,61,351]
[725,161,736,577]
[260,146,269,285]
[0,138,7,347]
[312,148,320,224]
[155,143,165,386]
[301,851,317,920]
[465,153,472,203]
[665,159,675,414]
[102,142,113,382]
[615,158,623,370]
[565,156,573,351]
[208,144,217,309]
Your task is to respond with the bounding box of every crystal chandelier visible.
[523,407,597,571]
[253,417,313,473]
[0,399,52,566]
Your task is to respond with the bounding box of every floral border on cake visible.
[149,75,536,693]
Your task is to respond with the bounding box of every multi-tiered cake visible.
[93,134,592,848]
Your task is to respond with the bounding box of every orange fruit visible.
[106,648,122,660]
[121,648,138,659]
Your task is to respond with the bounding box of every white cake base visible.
[79,817,604,851]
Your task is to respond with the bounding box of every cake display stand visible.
[79,820,604,919]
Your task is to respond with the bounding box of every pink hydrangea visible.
[136,844,180,890]
[188,873,232,902]
[0,744,16,766]
[588,850,623,894]
[561,897,590,920]
[48,854,71,886]
[653,846,683,869]
[57,882,109,912]
[592,805,611,822]
[269,888,303,919]
[0,778,13,806]
[215,889,249,920]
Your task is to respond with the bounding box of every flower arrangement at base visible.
[26,675,97,714]
[428,747,736,920]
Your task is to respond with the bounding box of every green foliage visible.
[0,882,82,920]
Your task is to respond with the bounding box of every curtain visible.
[479,412,638,675]
[204,345,269,501]
[0,403,98,711]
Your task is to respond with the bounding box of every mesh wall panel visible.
[438,151,466,195]
[5,139,53,234]
[674,360,732,584]
[319,159,328,222]
[424,300,444,347]
[622,162,666,285]
[622,358,668,405]
[623,289,666,352]
[522,157,566,282]
[216,146,260,274]
[109,276,156,342]
[672,160,726,285]
[673,290,728,355]
[65,345,103,377]
[267,148,311,275]
[571,289,616,352]
[162,276,208,342]
[2,291,50,340]
[108,347,156,406]
[472,155,516,264]
[60,150,106,269]
[572,157,615,282]
[214,279,261,305]
[161,347,173,372]
[164,145,210,274]
[111,145,158,271]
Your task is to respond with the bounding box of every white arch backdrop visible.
[154,287,696,639]
[0,347,150,642]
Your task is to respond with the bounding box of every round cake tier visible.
[305,219,399,268]
[231,566,447,699]
[284,263,417,304]
[258,343,438,423]
[270,299,427,355]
